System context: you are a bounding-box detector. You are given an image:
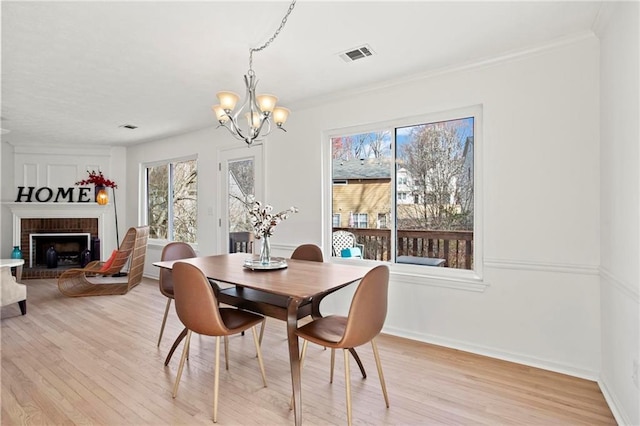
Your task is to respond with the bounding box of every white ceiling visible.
[1,1,604,147]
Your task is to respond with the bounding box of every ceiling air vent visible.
[339,44,375,63]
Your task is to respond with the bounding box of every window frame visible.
[323,105,485,291]
[377,213,388,229]
[142,154,198,245]
[353,213,368,228]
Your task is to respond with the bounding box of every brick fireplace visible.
[9,203,108,279]
[23,217,97,267]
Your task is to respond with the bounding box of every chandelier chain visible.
[249,0,296,72]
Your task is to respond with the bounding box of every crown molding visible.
[292,31,597,112]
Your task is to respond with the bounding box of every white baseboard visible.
[598,376,632,425]
[383,325,599,380]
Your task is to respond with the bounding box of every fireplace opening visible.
[30,233,91,268]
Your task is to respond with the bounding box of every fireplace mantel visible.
[7,202,109,246]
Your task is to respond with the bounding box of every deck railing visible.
[333,227,474,269]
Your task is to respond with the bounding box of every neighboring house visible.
[332,158,391,229]
[333,155,473,229]
[396,167,414,205]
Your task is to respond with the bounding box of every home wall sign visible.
[15,186,95,203]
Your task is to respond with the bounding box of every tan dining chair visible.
[171,261,267,423]
[296,264,390,426]
[157,242,197,347]
[291,243,324,262]
[255,243,324,344]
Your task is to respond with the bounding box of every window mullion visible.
[391,127,397,262]
[167,163,174,240]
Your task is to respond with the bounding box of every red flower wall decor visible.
[75,170,117,188]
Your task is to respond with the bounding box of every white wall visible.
[266,35,602,379]
[127,35,603,380]
[125,126,239,277]
[1,142,17,257]
[0,143,127,258]
[597,2,640,424]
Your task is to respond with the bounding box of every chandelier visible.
[212,1,296,146]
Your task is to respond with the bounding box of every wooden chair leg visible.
[330,348,335,383]
[157,298,172,347]
[371,338,390,408]
[256,318,266,358]
[213,336,220,423]
[344,349,352,426]
[251,326,268,387]
[300,339,308,367]
[224,336,229,370]
[258,319,266,345]
[172,330,192,398]
[18,300,26,315]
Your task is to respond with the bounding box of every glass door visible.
[219,145,263,254]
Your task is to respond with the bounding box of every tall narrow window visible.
[146,158,197,243]
[330,109,476,271]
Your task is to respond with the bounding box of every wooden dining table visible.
[153,253,372,426]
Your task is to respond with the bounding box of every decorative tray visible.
[243,257,288,270]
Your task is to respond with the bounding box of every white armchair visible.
[1,265,27,315]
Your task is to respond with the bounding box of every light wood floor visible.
[1,278,616,425]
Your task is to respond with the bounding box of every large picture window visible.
[330,108,477,271]
[146,157,197,243]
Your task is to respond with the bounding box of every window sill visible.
[329,257,488,292]
[147,239,199,252]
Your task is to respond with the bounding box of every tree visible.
[147,160,198,242]
[332,131,391,161]
[172,160,197,242]
[367,131,391,158]
[228,159,255,233]
[398,121,472,230]
[332,136,354,160]
[147,165,168,239]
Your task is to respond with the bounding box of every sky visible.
[396,116,474,153]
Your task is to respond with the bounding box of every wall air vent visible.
[339,44,375,63]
